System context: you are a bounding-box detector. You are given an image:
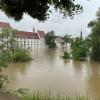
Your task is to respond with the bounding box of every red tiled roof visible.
[0,22,11,29]
[37,30,45,37]
[16,31,39,39]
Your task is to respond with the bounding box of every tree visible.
[0,29,13,90]
[84,34,92,48]
[62,34,72,45]
[0,0,82,21]
[45,31,56,48]
[88,8,100,61]
[71,38,88,61]
[0,29,17,54]
[62,51,70,59]
[88,20,96,28]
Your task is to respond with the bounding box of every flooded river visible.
[3,48,100,99]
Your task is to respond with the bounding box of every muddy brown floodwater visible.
[3,48,100,100]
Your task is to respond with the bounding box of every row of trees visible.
[61,33,89,61]
[61,8,100,62]
[88,8,100,61]
[44,31,89,61]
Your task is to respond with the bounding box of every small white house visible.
[55,36,63,48]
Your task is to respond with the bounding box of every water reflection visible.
[87,62,100,100]
[3,48,100,99]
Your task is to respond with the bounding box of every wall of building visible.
[0,24,46,49]
[15,37,46,49]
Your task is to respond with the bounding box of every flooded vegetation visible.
[2,48,100,100]
[1,0,100,100]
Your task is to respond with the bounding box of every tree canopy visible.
[88,8,100,61]
[0,0,82,21]
[71,38,88,61]
[45,31,56,48]
[62,34,72,45]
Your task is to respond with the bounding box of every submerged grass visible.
[0,89,91,100]
[21,94,90,100]
[11,89,91,100]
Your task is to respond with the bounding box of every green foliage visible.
[62,34,72,45]
[0,51,10,89]
[0,0,82,21]
[45,31,56,48]
[0,29,17,54]
[62,52,70,59]
[71,38,88,61]
[13,90,90,100]
[11,49,32,62]
[88,8,100,61]
[84,35,92,48]
[0,29,31,90]
[90,20,100,61]
[0,33,14,89]
[88,20,96,28]
[0,28,32,63]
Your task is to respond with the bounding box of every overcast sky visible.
[0,0,100,37]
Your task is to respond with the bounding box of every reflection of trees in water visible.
[62,59,70,64]
[72,61,84,75]
[72,60,92,77]
[87,61,100,100]
[44,48,57,59]
[31,48,57,62]
[71,61,100,99]
[72,60,100,99]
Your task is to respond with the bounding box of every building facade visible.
[0,22,46,49]
[16,30,46,49]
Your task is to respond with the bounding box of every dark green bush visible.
[62,52,70,59]
[71,38,88,61]
[11,49,32,62]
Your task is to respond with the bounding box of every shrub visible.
[62,52,70,59]
[11,49,32,62]
[71,38,88,61]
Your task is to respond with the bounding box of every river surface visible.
[3,48,100,99]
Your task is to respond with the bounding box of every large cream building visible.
[0,22,46,49]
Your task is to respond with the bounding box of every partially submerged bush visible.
[11,49,32,62]
[71,38,88,61]
[62,52,70,59]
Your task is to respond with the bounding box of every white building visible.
[16,30,46,49]
[55,36,63,48]
[0,22,46,49]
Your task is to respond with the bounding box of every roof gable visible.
[0,22,11,29]
[37,30,45,38]
[16,31,39,39]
